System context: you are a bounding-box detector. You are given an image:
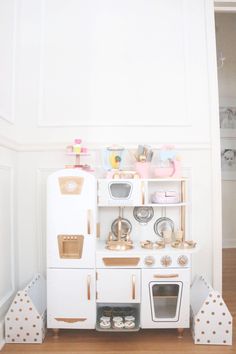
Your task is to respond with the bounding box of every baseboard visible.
[222,238,236,248]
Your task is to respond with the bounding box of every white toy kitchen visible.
[47,145,198,337]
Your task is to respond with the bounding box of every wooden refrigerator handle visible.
[87,209,92,235]
[132,275,136,300]
[87,275,91,300]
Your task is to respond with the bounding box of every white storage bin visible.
[190,275,232,345]
[5,274,46,343]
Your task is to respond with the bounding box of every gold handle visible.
[180,180,186,241]
[132,275,136,300]
[55,317,86,323]
[87,209,92,235]
[141,181,145,205]
[153,274,179,279]
[87,275,91,300]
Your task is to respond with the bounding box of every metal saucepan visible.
[111,217,132,240]
[153,217,174,238]
[133,207,154,224]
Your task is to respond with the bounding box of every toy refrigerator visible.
[47,169,97,329]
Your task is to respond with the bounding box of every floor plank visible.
[2,249,236,353]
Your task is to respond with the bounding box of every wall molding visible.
[0,0,17,124]
[0,135,212,152]
[0,135,18,151]
[37,0,194,128]
[0,165,15,309]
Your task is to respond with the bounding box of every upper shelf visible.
[97,178,188,207]
[66,152,90,156]
[98,177,188,182]
[98,202,187,207]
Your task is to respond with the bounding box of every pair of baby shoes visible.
[99,316,111,329]
[112,315,135,329]
[112,316,124,329]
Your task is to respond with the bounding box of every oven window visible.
[109,182,132,199]
[151,283,180,319]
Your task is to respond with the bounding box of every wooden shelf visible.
[98,203,187,207]
[66,152,90,156]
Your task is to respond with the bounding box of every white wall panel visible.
[0,166,15,307]
[0,147,17,349]
[0,0,17,123]
[35,0,210,143]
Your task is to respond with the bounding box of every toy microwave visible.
[97,179,143,206]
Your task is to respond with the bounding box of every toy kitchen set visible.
[47,143,198,338]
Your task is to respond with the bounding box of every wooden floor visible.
[2,249,236,354]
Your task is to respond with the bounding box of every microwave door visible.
[149,281,183,322]
[109,182,132,199]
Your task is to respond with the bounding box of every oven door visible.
[149,281,182,322]
[141,268,190,328]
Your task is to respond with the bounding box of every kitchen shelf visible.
[96,304,140,332]
[66,152,90,156]
[98,203,187,207]
[141,203,187,207]
[96,324,140,332]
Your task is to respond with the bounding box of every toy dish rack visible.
[5,274,46,343]
[190,275,232,345]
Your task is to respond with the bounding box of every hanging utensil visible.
[111,217,132,240]
[133,207,154,225]
[153,217,174,238]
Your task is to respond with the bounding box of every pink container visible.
[135,162,151,178]
[154,160,181,178]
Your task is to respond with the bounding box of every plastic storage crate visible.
[5,274,46,343]
[190,275,232,345]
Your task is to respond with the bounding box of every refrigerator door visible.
[47,268,96,329]
[47,169,97,268]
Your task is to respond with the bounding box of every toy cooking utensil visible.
[153,217,174,238]
[111,217,132,240]
[133,207,154,224]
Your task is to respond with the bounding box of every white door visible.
[96,269,140,303]
[141,268,190,328]
[47,269,96,329]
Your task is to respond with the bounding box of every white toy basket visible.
[5,274,46,344]
[190,275,232,345]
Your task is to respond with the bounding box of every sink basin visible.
[106,241,133,251]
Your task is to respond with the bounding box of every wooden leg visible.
[177,328,184,339]
[52,328,60,339]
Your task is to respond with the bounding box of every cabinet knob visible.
[144,256,155,266]
[160,255,172,267]
[177,255,188,266]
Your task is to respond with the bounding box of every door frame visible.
[209,0,236,292]
[215,0,236,13]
